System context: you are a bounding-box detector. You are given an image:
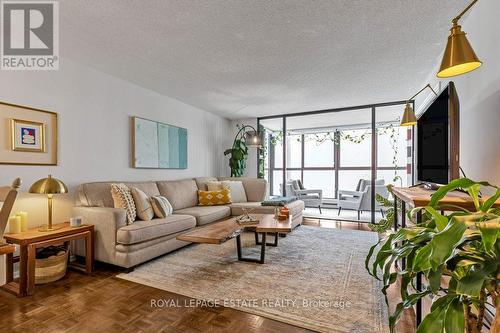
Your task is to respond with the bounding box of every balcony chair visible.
[337,179,388,220]
[285,179,323,214]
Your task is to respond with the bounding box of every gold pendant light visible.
[401,103,418,127]
[437,0,482,78]
[400,84,438,127]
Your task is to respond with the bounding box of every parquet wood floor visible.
[0,220,415,333]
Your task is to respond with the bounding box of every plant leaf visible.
[477,217,500,253]
[444,298,464,333]
[416,301,447,333]
[428,219,467,270]
[428,265,444,294]
[412,244,433,271]
[466,184,481,211]
[365,239,381,277]
[425,206,449,231]
[429,178,477,207]
[456,267,492,297]
[481,188,500,212]
[372,234,395,279]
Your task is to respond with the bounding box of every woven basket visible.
[35,249,68,284]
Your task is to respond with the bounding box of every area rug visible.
[117,226,388,333]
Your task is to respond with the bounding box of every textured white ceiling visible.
[60,0,469,119]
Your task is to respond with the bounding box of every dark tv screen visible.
[417,88,449,184]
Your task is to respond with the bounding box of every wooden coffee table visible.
[177,214,292,264]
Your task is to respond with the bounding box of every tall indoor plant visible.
[224,124,261,177]
[366,178,500,333]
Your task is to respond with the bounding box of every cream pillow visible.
[110,183,136,224]
[206,181,223,191]
[150,196,173,218]
[130,187,154,221]
[221,180,247,203]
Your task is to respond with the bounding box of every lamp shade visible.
[400,103,417,127]
[244,130,263,148]
[437,24,482,78]
[29,175,68,194]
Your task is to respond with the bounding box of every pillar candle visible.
[17,211,28,232]
[9,215,21,233]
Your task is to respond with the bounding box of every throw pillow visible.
[198,188,232,206]
[150,196,173,218]
[206,181,223,191]
[221,180,247,203]
[130,187,154,221]
[110,183,136,224]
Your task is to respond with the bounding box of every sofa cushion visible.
[150,196,173,218]
[174,205,231,226]
[198,189,232,206]
[75,182,115,207]
[222,181,247,203]
[116,214,196,245]
[130,187,154,221]
[157,179,199,210]
[218,177,267,202]
[75,181,159,208]
[124,182,160,197]
[229,200,305,217]
[111,183,137,224]
[194,177,218,191]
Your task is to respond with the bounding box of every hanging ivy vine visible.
[261,124,402,182]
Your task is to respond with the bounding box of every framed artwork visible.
[11,119,45,152]
[0,101,58,165]
[132,116,188,169]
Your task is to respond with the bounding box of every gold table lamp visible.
[29,175,68,231]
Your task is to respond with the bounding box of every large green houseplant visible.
[224,124,261,177]
[366,178,500,333]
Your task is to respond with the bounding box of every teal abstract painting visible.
[133,117,187,169]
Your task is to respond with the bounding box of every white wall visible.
[0,58,233,283]
[0,58,232,228]
[415,0,500,191]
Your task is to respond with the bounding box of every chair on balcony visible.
[285,179,323,214]
[337,179,388,220]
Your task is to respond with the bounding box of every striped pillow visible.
[150,196,173,218]
[110,183,136,224]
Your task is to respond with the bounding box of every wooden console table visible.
[2,222,94,297]
[391,186,500,326]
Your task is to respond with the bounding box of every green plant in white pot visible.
[366,178,500,333]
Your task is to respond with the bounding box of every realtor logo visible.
[1,1,59,70]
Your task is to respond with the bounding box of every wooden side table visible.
[1,222,94,297]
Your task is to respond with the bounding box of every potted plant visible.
[225,124,262,177]
[366,178,500,333]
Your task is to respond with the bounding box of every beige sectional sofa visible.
[73,177,305,269]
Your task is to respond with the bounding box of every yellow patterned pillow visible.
[198,188,232,206]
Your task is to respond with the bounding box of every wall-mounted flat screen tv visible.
[417,82,460,185]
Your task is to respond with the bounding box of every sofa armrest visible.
[72,206,127,264]
[295,189,323,200]
[338,190,363,198]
